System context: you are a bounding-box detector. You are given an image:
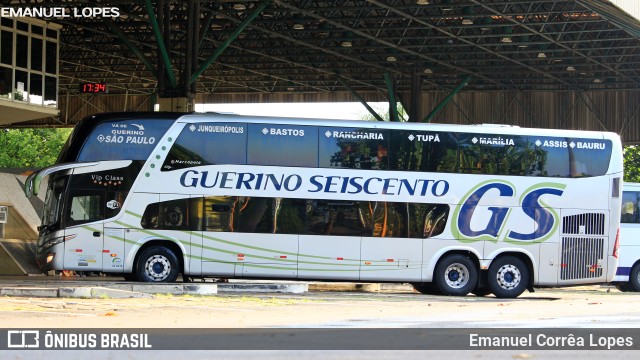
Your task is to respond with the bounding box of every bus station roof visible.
[3,0,640,140]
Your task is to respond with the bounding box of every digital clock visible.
[80,82,108,94]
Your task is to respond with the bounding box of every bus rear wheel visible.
[434,254,477,296]
[136,245,180,283]
[487,256,529,299]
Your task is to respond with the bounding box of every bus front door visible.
[62,189,106,272]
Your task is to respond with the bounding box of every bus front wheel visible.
[434,254,477,296]
[487,256,529,299]
[136,246,180,283]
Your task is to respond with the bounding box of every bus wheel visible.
[487,256,529,299]
[434,254,477,296]
[629,264,640,292]
[412,282,442,295]
[616,283,632,292]
[136,246,180,283]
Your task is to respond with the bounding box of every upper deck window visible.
[319,127,389,170]
[389,130,457,172]
[77,120,173,161]
[162,122,247,171]
[528,137,612,178]
[247,124,318,167]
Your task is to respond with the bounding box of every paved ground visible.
[1,278,639,359]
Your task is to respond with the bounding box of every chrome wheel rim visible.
[144,255,171,281]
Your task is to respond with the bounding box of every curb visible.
[0,287,58,298]
[58,287,154,299]
[308,283,414,292]
[218,283,307,294]
[0,281,412,298]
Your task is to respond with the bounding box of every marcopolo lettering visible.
[452,181,566,243]
[179,170,449,197]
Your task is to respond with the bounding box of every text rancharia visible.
[332,131,383,140]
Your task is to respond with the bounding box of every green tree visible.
[624,146,640,183]
[0,128,72,168]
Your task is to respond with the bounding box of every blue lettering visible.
[341,177,349,193]
[432,180,449,197]
[324,176,340,193]
[220,172,236,189]
[399,179,417,196]
[457,183,514,239]
[348,177,363,194]
[199,171,220,189]
[364,178,382,195]
[265,174,284,191]
[284,175,302,191]
[508,188,564,241]
[419,179,435,196]
[179,170,199,188]
[255,173,264,189]
[382,178,398,195]
[236,172,255,190]
[309,175,323,193]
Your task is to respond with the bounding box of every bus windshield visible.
[40,175,67,236]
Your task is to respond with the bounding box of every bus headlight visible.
[46,253,55,264]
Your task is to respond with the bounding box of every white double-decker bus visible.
[26,112,623,298]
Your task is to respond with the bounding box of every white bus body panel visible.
[360,237,422,281]
[63,223,103,271]
[298,235,360,280]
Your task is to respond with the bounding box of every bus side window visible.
[372,202,408,238]
[305,200,369,236]
[621,191,640,223]
[203,196,237,232]
[141,203,159,229]
[411,204,450,238]
[159,199,189,230]
[65,190,104,226]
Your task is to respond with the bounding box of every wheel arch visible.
[426,248,482,283]
[130,239,186,276]
[486,251,536,289]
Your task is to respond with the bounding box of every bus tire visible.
[629,264,640,292]
[136,245,180,283]
[487,256,529,299]
[616,283,632,292]
[434,254,477,296]
[412,282,442,295]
